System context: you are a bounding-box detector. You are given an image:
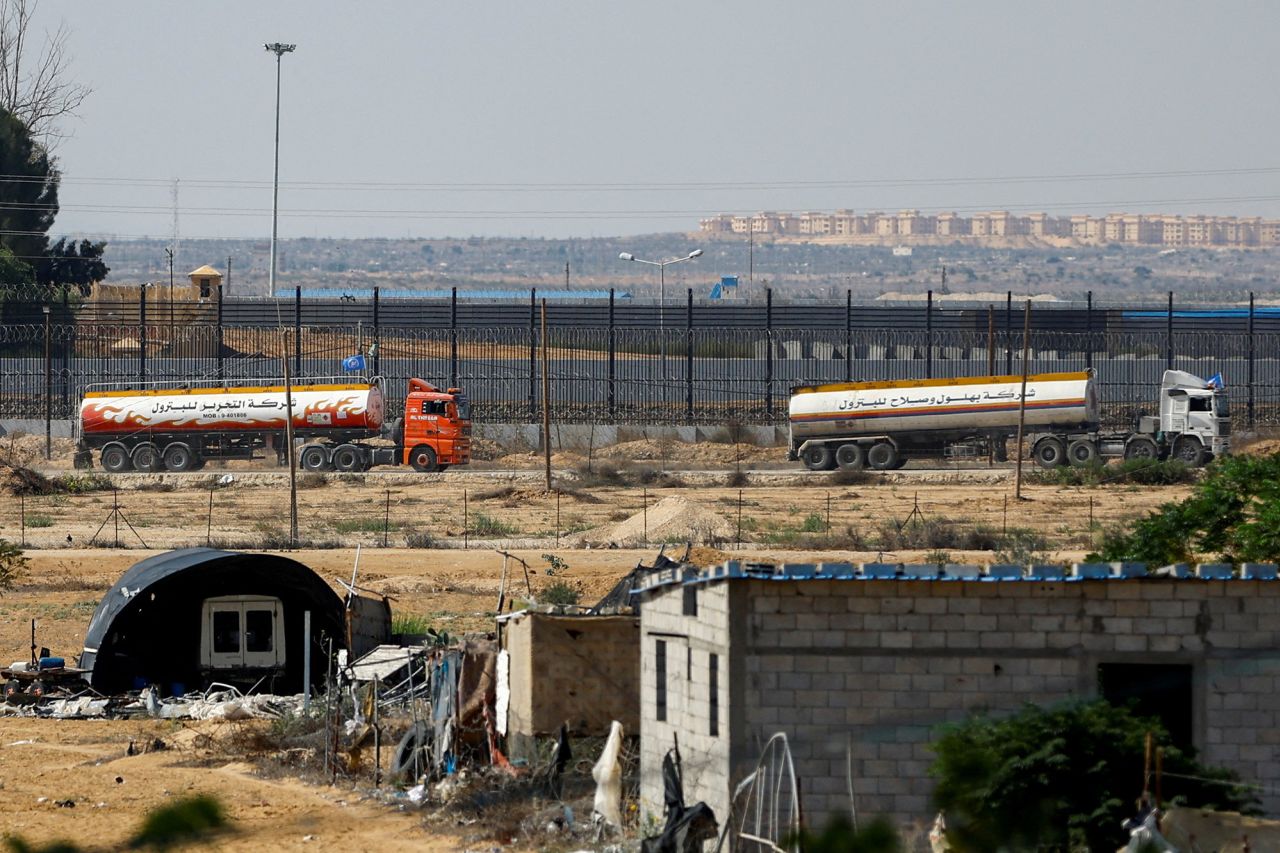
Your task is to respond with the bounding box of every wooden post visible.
[1014,300,1031,501]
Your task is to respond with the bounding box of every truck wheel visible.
[866,441,899,471]
[162,442,196,472]
[331,444,362,472]
[1124,437,1159,461]
[3,679,21,702]
[131,443,162,473]
[1172,436,1206,467]
[835,443,865,471]
[300,445,330,472]
[73,449,93,470]
[1032,438,1066,468]
[1067,439,1099,467]
[409,445,438,473]
[100,443,132,473]
[801,444,835,471]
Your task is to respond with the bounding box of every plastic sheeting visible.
[592,720,624,828]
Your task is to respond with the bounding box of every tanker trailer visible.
[788,369,1228,471]
[75,375,470,474]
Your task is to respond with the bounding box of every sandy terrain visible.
[0,431,1252,850]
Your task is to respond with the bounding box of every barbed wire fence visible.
[3,288,1280,427]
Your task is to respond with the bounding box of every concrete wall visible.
[640,577,1280,838]
[502,612,640,738]
[477,423,786,452]
[639,581,736,826]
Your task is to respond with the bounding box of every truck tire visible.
[409,444,438,473]
[1172,435,1206,467]
[835,443,865,471]
[1067,439,1099,467]
[131,442,162,473]
[866,441,899,471]
[331,444,362,472]
[300,445,330,472]
[100,443,132,473]
[802,444,835,471]
[1033,438,1066,469]
[162,442,196,472]
[1124,437,1159,461]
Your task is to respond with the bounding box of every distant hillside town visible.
[700,209,1280,248]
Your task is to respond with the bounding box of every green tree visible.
[1096,453,1280,565]
[930,701,1257,853]
[0,105,57,268]
[35,236,108,294]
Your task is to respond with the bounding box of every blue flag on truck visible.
[341,353,366,372]
[1207,372,1224,389]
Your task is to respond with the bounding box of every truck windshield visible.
[1215,395,1229,418]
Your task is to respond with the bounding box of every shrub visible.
[799,513,826,533]
[404,530,435,549]
[128,795,228,849]
[296,472,328,489]
[995,528,1053,566]
[25,514,53,528]
[333,517,397,534]
[469,511,517,537]
[540,580,581,606]
[931,701,1258,852]
[53,473,113,493]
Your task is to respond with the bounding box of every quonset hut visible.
[80,548,345,695]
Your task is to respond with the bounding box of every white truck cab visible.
[1157,370,1230,462]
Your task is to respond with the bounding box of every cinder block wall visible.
[640,578,1280,838]
[503,613,640,738]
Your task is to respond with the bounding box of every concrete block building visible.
[636,561,1280,838]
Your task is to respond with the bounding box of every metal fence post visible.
[139,283,147,381]
[686,287,694,424]
[1085,290,1093,370]
[372,286,381,377]
[1248,291,1255,427]
[294,286,302,377]
[61,288,71,412]
[450,286,458,388]
[216,280,225,380]
[926,289,933,379]
[1004,290,1012,374]
[845,289,852,383]
[529,288,537,421]
[1166,291,1174,369]
[765,287,774,418]
[608,287,616,420]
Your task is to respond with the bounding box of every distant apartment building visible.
[698,209,1280,248]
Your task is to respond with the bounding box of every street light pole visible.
[619,249,703,383]
[265,42,296,297]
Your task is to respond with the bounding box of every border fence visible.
[3,286,1280,428]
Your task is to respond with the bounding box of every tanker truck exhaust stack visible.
[788,369,1228,471]
[76,375,470,474]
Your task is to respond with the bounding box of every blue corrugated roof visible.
[633,560,1278,596]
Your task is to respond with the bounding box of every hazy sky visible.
[24,1,1280,242]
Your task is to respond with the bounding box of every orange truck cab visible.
[401,378,471,472]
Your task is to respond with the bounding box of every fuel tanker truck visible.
[788,369,1229,471]
[74,376,470,474]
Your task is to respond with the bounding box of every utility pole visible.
[282,330,299,546]
[43,306,51,460]
[1014,300,1032,501]
[226,255,232,296]
[564,261,570,290]
[265,42,296,297]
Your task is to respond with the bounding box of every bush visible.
[404,530,435,549]
[995,528,1052,566]
[469,511,517,537]
[53,473,113,493]
[539,580,581,606]
[931,701,1258,852]
[25,514,53,528]
[296,472,328,489]
[333,517,396,534]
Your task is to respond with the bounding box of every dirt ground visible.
[0,430,1258,850]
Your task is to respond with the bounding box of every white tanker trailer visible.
[788,369,1230,471]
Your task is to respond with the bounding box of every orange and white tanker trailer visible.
[75,376,470,474]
